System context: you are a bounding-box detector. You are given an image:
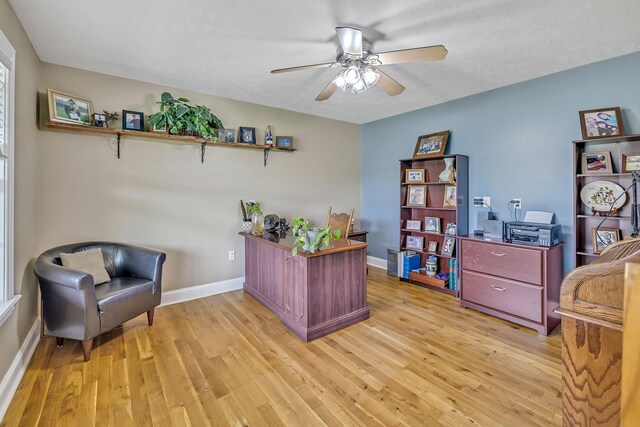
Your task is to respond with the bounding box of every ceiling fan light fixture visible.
[343,66,361,85]
[351,77,367,94]
[362,66,380,88]
[332,72,347,91]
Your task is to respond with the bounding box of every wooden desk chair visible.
[326,207,354,239]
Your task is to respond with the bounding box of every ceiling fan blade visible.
[315,78,338,101]
[336,27,363,57]
[374,68,405,96]
[375,45,447,65]
[271,62,338,74]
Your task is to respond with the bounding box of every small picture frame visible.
[150,121,168,133]
[424,216,441,233]
[412,130,449,159]
[406,185,427,207]
[622,153,640,173]
[406,235,424,250]
[218,128,235,142]
[406,220,421,230]
[581,152,613,174]
[445,223,457,236]
[238,127,257,144]
[405,168,425,183]
[47,89,93,126]
[427,241,438,253]
[276,136,293,148]
[579,107,624,140]
[443,185,457,208]
[92,113,106,127]
[122,110,145,131]
[592,228,621,254]
[441,236,456,257]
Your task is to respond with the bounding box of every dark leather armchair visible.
[34,242,167,361]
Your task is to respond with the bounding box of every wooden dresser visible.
[459,236,563,335]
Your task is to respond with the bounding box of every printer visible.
[505,221,561,247]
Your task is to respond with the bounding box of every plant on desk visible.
[291,216,341,256]
[148,92,223,141]
[246,201,264,236]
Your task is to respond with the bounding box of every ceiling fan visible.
[271,26,447,101]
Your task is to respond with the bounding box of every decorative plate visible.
[580,180,626,212]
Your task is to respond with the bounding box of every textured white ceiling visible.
[9,0,640,124]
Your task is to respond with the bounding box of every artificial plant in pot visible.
[246,201,264,236]
[148,92,223,141]
[291,216,341,256]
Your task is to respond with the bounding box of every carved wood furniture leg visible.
[55,337,63,347]
[82,338,94,362]
[147,308,155,326]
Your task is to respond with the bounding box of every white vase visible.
[439,158,456,183]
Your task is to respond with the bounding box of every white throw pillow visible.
[60,248,111,285]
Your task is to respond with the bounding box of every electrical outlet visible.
[473,197,484,207]
[482,196,491,208]
[513,198,522,210]
[228,250,235,261]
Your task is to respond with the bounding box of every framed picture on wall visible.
[47,89,93,125]
[578,107,624,140]
[443,185,457,208]
[581,152,613,174]
[427,241,438,253]
[592,227,621,254]
[412,130,449,159]
[406,236,424,250]
[218,128,235,142]
[442,236,456,257]
[276,136,293,148]
[406,220,421,230]
[406,185,427,207]
[622,153,640,172]
[405,169,425,183]
[238,127,257,144]
[122,110,145,131]
[424,216,441,233]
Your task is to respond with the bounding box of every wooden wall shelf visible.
[43,121,295,165]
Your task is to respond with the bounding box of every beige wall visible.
[0,0,40,381]
[38,63,361,291]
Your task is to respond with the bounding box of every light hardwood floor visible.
[2,267,562,426]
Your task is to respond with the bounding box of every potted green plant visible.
[246,201,264,236]
[291,216,341,256]
[148,92,223,141]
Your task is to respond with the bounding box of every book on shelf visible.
[448,258,457,290]
[402,253,420,279]
[397,250,417,278]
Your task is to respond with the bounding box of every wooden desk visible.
[240,232,370,341]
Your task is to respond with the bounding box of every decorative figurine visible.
[264,214,280,232]
[103,110,119,128]
[265,125,273,147]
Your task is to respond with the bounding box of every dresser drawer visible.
[461,240,542,284]
[461,270,543,323]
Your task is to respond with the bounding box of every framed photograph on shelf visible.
[405,169,425,183]
[122,110,144,131]
[406,185,427,207]
[427,241,438,253]
[581,152,613,174]
[578,107,624,140]
[622,153,640,173]
[238,127,257,144]
[592,228,621,254]
[442,236,456,257]
[445,223,457,236]
[443,185,457,208]
[276,136,293,148]
[424,216,441,233]
[406,236,424,250]
[218,128,235,142]
[47,89,93,125]
[406,220,421,230]
[412,130,449,159]
[150,121,168,133]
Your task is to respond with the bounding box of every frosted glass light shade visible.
[362,66,380,88]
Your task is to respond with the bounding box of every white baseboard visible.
[160,276,245,307]
[0,319,40,421]
[367,255,387,270]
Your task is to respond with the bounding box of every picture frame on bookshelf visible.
[406,185,427,207]
[622,152,640,173]
[581,152,613,174]
[406,220,421,230]
[427,241,438,253]
[442,236,456,257]
[424,216,441,233]
[412,130,449,159]
[592,227,621,254]
[443,185,457,208]
[406,236,424,250]
[578,107,624,140]
[445,223,457,236]
[405,168,425,183]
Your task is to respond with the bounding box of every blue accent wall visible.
[361,51,640,274]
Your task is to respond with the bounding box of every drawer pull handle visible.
[490,252,506,257]
[491,285,507,292]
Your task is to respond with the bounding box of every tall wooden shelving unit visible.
[573,134,640,267]
[399,154,469,297]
